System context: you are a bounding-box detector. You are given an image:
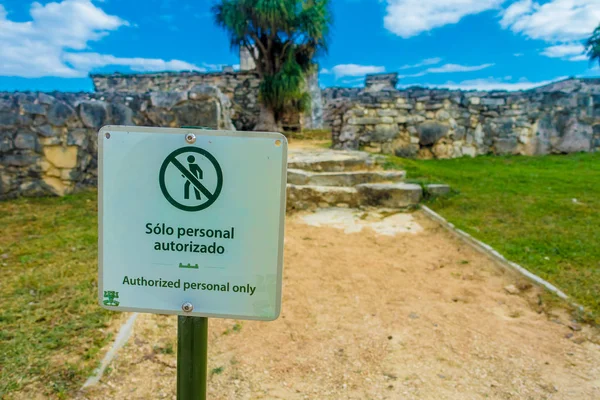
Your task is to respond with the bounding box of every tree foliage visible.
[585,24,600,66]
[213,0,332,126]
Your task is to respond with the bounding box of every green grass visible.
[386,152,600,321]
[0,190,114,399]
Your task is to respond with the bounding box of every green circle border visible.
[159,146,223,212]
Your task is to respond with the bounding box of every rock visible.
[67,129,89,148]
[554,118,592,153]
[418,122,449,145]
[14,132,38,150]
[373,124,399,141]
[42,176,68,196]
[504,285,520,295]
[0,111,18,127]
[37,93,55,105]
[21,103,46,116]
[171,100,220,129]
[481,98,505,107]
[377,109,398,117]
[110,103,133,125]
[394,144,419,158]
[150,91,188,108]
[79,101,108,129]
[432,142,454,159]
[426,184,451,196]
[494,138,518,155]
[43,146,78,168]
[35,124,55,137]
[356,183,422,208]
[0,132,13,152]
[568,322,582,332]
[1,154,40,166]
[47,101,75,126]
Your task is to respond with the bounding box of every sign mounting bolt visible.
[182,302,194,312]
[185,133,196,144]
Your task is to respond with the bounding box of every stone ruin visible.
[325,74,600,158]
[1,68,599,199]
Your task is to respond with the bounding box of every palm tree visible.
[213,0,332,132]
[585,24,600,66]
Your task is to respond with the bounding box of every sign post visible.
[177,316,208,399]
[98,126,287,399]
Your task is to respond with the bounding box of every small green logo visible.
[103,291,120,306]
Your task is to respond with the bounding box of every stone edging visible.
[420,205,574,302]
[81,313,139,390]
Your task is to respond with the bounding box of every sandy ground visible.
[79,211,600,400]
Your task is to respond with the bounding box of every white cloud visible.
[0,0,201,78]
[500,0,600,42]
[64,53,204,73]
[426,63,495,73]
[399,57,442,69]
[541,43,587,61]
[330,64,386,78]
[414,76,568,91]
[383,0,504,38]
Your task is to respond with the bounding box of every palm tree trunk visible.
[254,103,282,132]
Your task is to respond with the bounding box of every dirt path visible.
[80,212,600,400]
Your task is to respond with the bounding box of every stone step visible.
[287,149,381,172]
[355,183,423,208]
[287,169,406,187]
[287,185,359,210]
[287,183,422,211]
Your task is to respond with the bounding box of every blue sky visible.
[0,0,599,92]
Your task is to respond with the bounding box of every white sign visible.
[98,126,287,321]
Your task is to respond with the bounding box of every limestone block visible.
[14,132,38,150]
[380,116,395,124]
[426,184,451,196]
[436,110,450,121]
[21,103,46,116]
[494,138,518,155]
[356,183,422,208]
[47,102,75,126]
[0,111,18,127]
[110,103,134,125]
[432,141,454,159]
[67,129,90,148]
[373,124,399,141]
[150,91,188,108]
[79,101,108,129]
[377,109,398,117]
[0,132,13,152]
[42,176,67,196]
[395,116,408,124]
[461,146,477,157]
[481,98,505,107]
[44,146,78,169]
[469,97,481,105]
[418,122,449,145]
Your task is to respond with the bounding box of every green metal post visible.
[177,126,211,400]
[177,316,208,400]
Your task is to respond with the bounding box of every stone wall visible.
[0,85,232,199]
[329,76,600,158]
[91,70,323,131]
[92,71,261,131]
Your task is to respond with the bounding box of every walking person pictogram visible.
[159,147,223,212]
[183,155,203,200]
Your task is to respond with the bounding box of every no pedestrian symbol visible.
[159,147,223,212]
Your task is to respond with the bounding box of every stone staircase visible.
[286,149,448,211]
